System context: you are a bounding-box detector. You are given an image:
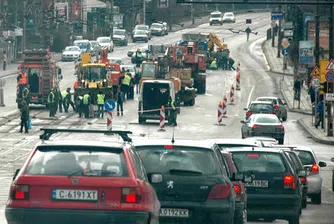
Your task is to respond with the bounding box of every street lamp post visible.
[143,0,146,24]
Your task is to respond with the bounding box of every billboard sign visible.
[158,0,169,8]
[55,2,68,22]
[299,41,314,64]
[71,0,82,22]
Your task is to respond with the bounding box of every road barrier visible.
[159,106,166,131]
[106,111,113,131]
[218,101,224,124]
[223,95,227,117]
[0,78,5,107]
[230,84,235,104]
[236,61,241,90]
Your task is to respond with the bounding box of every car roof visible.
[74,39,89,43]
[65,46,80,49]
[36,140,125,149]
[250,114,280,119]
[211,11,221,14]
[268,145,314,152]
[226,147,283,153]
[245,136,277,141]
[142,79,172,84]
[256,96,278,100]
[133,138,216,149]
[250,101,273,105]
[209,138,261,146]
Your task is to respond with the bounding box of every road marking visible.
[246,85,255,109]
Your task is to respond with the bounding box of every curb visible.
[297,118,334,145]
[279,88,312,116]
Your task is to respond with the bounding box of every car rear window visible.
[250,103,273,112]
[232,152,287,173]
[257,98,277,104]
[294,150,316,165]
[254,116,280,123]
[136,146,220,175]
[25,146,128,177]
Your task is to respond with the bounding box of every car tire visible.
[288,215,300,224]
[234,211,246,224]
[311,192,322,204]
[210,23,212,26]
[282,114,287,121]
[302,195,307,208]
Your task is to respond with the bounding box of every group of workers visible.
[209,48,236,70]
[134,48,152,67]
[47,87,76,117]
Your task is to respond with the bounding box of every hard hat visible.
[137,48,141,51]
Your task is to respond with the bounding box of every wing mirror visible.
[148,173,163,183]
[319,161,327,167]
[243,108,247,111]
[240,120,246,124]
[13,169,20,181]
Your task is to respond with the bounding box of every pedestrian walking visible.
[3,51,7,71]
[167,96,177,126]
[245,26,252,42]
[220,49,229,70]
[228,57,236,70]
[135,48,143,68]
[315,99,324,129]
[22,85,30,105]
[75,95,84,118]
[97,91,105,118]
[115,87,125,116]
[134,72,141,94]
[19,100,30,133]
[48,90,56,117]
[83,93,91,118]
[293,77,302,101]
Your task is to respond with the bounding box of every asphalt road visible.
[0,12,333,224]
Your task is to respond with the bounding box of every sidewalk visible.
[0,63,19,78]
[263,39,334,145]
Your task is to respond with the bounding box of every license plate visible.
[31,96,38,99]
[244,180,269,188]
[160,208,189,217]
[52,189,98,201]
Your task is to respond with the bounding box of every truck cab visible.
[138,80,176,124]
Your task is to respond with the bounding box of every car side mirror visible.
[297,170,306,177]
[148,173,163,183]
[319,161,327,167]
[13,169,20,181]
[243,108,247,111]
[240,120,245,124]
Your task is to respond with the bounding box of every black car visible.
[226,147,302,224]
[245,101,277,119]
[134,139,236,224]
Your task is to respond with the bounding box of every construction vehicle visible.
[205,33,228,61]
[16,49,62,108]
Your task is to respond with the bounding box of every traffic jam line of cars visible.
[5,126,328,224]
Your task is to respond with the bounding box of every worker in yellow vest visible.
[121,73,131,100]
[97,91,105,119]
[83,93,91,118]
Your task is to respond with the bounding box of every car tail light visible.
[11,184,29,200]
[246,111,252,117]
[277,125,284,130]
[121,187,141,203]
[299,177,307,184]
[247,153,260,157]
[311,164,319,174]
[164,145,174,149]
[208,183,231,199]
[252,125,259,129]
[284,175,296,189]
[271,112,276,115]
[233,184,242,200]
[274,104,279,110]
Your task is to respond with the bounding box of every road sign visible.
[104,100,115,112]
[281,38,290,49]
[326,93,334,101]
[311,66,320,77]
[311,77,320,88]
[271,12,285,20]
[325,71,334,82]
[282,48,289,56]
[325,59,334,70]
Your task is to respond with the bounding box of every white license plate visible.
[244,180,269,188]
[159,208,189,217]
[52,189,98,201]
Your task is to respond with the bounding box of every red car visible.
[5,129,160,224]
[221,151,247,224]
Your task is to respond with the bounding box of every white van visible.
[210,11,223,25]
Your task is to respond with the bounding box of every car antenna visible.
[171,125,175,144]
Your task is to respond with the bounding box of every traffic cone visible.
[222,95,227,117]
[218,101,224,125]
[236,61,241,90]
[158,106,166,131]
[229,84,235,104]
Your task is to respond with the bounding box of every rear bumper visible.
[307,175,322,194]
[249,132,284,140]
[235,201,246,218]
[159,199,234,223]
[6,207,151,224]
[247,194,300,219]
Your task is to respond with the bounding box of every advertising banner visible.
[55,2,68,22]
[71,0,82,22]
[299,41,314,64]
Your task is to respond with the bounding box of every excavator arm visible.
[208,33,227,50]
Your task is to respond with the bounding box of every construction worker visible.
[115,87,125,116]
[22,85,30,105]
[135,48,142,68]
[210,58,218,70]
[134,71,141,94]
[17,68,28,98]
[48,89,56,117]
[174,50,184,68]
[97,91,105,119]
[167,96,177,126]
[75,95,84,118]
[228,56,236,70]
[19,100,29,134]
[61,88,75,112]
[83,93,91,118]
[146,49,152,61]
[245,26,252,42]
[121,72,131,100]
[54,87,63,113]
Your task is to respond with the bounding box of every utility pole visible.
[109,0,114,37]
[277,5,282,58]
[23,0,27,52]
[69,0,74,45]
[327,4,333,136]
[315,0,320,66]
[132,0,135,30]
[143,0,146,24]
[191,2,195,25]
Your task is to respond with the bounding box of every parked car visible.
[89,40,101,57]
[96,36,114,52]
[150,23,165,36]
[162,22,169,35]
[223,12,236,23]
[134,139,237,223]
[245,101,277,119]
[293,146,327,204]
[73,39,91,53]
[241,114,285,144]
[113,29,128,46]
[5,129,160,224]
[132,30,149,43]
[221,151,247,224]
[132,24,151,40]
[255,96,288,121]
[226,147,303,224]
[61,46,81,61]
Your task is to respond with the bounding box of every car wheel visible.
[302,194,307,208]
[234,210,246,224]
[311,192,322,204]
[278,138,284,144]
[241,131,245,139]
[210,23,212,26]
[282,114,287,121]
[288,215,300,224]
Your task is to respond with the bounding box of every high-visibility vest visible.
[48,92,55,103]
[97,94,105,105]
[210,60,217,69]
[122,74,131,86]
[168,100,176,110]
[17,73,28,85]
[61,90,69,102]
[23,88,30,98]
[83,94,90,105]
[136,52,142,58]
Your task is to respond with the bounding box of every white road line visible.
[246,85,255,109]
